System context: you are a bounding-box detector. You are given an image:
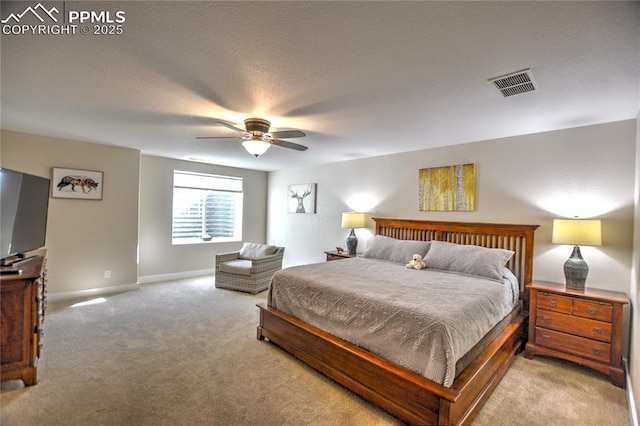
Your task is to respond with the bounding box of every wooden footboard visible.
[258,303,527,425]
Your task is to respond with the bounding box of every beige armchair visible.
[215,243,284,294]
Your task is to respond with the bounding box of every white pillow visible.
[423,241,514,281]
[239,243,278,259]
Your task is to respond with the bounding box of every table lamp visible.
[552,219,602,291]
[341,212,366,255]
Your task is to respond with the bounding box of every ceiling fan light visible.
[242,140,271,157]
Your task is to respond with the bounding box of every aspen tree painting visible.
[418,164,475,211]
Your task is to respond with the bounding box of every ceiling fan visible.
[197,118,307,157]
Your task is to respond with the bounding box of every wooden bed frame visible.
[257,218,538,425]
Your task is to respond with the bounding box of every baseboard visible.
[48,271,216,302]
[625,358,639,426]
[48,283,140,303]
[138,269,215,284]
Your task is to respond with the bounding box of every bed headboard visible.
[373,218,539,300]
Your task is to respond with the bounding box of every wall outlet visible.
[104,270,111,279]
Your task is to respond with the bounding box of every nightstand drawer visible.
[534,327,611,364]
[573,299,613,322]
[537,292,572,314]
[326,253,344,261]
[325,251,355,261]
[536,309,612,342]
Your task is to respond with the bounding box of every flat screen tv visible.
[0,168,50,265]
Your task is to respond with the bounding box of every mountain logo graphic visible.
[1,3,59,24]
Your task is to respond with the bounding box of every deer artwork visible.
[290,187,312,213]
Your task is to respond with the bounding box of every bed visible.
[257,218,538,425]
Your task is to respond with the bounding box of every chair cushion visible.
[239,242,278,259]
[219,259,252,276]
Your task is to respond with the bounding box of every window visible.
[172,171,243,244]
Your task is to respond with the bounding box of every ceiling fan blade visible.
[196,136,240,140]
[211,120,246,133]
[270,130,306,139]
[271,139,308,151]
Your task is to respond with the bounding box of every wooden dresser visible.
[0,256,47,386]
[525,280,628,387]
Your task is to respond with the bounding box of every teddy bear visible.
[406,254,426,270]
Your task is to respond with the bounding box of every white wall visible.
[138,155,268,281]
[269,121,635,289]
[268,120,636,349]
[0,133,270,294]
[631,111,640,415]
[1,130,140,295]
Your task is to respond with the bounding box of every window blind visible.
[172,171,243,244]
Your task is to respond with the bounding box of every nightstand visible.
[324,250,356,261]
[525,280,629,387]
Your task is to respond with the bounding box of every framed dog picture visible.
[52,168,103,200]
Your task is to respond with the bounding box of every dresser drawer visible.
[537,292,572,314]
[536,309,612,342]
[534,327,611,364]
[572,299,613,322]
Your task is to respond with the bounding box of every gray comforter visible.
[268,257,518,387]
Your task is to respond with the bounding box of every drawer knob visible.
[592,347,601,355]
[593,327,602,334]
[588,308,597,315]
[543,316,552,323]
[542,335,551,342]
[549,301,557,307]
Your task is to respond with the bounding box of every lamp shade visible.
[341,212,366,229]
[552,219,602,246]
[242,140,271,157]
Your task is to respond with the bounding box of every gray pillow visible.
[362,235,431,264]
[239,242,278,259]
[423,241,514,281]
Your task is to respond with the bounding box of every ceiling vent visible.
[489,68,537,97]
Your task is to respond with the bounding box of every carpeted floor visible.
[0,276,630,425]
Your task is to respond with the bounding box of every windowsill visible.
[172,239,240,246]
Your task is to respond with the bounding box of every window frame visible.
[171,170,243,245]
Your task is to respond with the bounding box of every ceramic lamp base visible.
[346,229,358,255]
[564,246,588,291]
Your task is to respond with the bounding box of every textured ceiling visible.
[2,1,639,171]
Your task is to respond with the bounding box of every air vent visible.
[489,69,537,97]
